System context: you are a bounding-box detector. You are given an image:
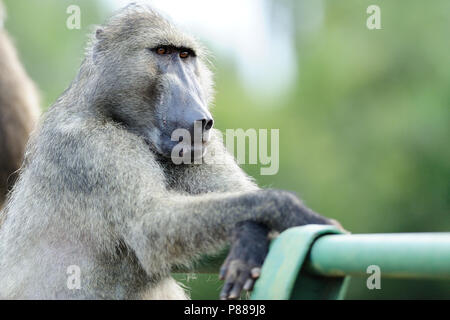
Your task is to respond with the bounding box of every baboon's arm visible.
[118,188,332,276]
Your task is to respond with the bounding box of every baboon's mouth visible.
[176,143,208,159]
[144,137,208,162]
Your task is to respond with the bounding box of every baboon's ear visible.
[95,27,106,40]
[93,27,108,64]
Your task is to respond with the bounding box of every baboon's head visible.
[91,4,214,159]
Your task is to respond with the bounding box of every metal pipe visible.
[306,232,450,279]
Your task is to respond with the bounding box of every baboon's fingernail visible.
[251,268,261,278]
[228,293,238,299]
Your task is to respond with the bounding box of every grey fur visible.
[0,5,334,299]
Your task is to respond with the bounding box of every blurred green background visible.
[3,0,449,299]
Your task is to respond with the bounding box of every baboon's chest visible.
[159,160,210,195]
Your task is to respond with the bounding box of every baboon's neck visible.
[59,58,109,116]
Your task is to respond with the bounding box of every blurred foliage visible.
[3,0,449,299]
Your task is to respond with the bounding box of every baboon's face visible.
[94,7,214,160]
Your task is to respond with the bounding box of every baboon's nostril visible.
[203,119,214,131]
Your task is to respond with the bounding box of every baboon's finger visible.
[228,271,249,299]
[228,284,243,300]
[220,260,241,299]
[243,278,255,292]
[220,280,234,300]
[219,264,228,280]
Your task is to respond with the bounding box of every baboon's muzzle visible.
[154,59,213,159]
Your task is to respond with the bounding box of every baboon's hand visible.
[262,189,345,231]
[219,221,270,300]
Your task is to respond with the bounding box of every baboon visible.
[0,2,40,208]
[0,5,341,300]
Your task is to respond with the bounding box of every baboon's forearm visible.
[121,189,332,274]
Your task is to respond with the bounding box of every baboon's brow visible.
[150,44,197,57]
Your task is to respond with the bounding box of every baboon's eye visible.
[179,51,190,59]
[156,47,167,55]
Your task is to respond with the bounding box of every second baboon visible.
[0,5,341,299]
[0,2,40,208]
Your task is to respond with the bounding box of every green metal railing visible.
[250,225,450,299]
